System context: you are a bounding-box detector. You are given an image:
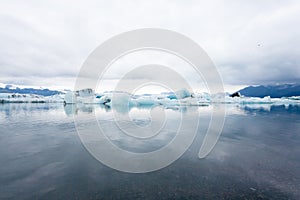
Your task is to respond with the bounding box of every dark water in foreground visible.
[0,103,300,199]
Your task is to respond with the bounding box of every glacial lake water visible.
[0,103,300,199]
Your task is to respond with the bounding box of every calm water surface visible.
[0,103,300,199]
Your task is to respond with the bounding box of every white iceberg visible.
[135,96,157,106]
[64,89,96,104]
[0,93,64,103]
[60,88,300,108]
[64,92,76,104]
[175,88,192,99]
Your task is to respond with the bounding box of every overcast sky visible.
[0,0,300,92]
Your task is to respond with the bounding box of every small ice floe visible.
[64,88,95,104]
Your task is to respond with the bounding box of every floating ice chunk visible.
[0,92,64,103]
[64,92,76,104]
[157,98,179,106]
[195,92,211,103]
[167,88,192,99]
[64,88,95,104]
[135,96,157,106]
[175,88,192,99]
[0,93,47,103]
[111,93,133,106]
[75,88,94,97]
[45,94,65,103]
[237,96,272,104]
[222,96,272,104]
[98,95,111,105]
[0,93,9,99]
[180,97,209,106]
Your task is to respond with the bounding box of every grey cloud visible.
[0,0,299,89]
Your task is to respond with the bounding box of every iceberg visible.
[64,92,76,104]
[59,88,300,108]
[0,93,64,103]
[64,89,96,104]
[167,88,192,99]
[98,96,111,105]
[135,96,157,106]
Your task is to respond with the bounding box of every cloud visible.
[0,0,299,90]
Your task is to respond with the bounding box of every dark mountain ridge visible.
[238,84,300,98]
